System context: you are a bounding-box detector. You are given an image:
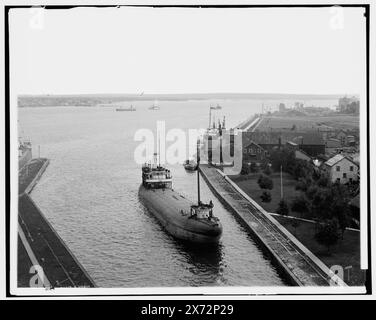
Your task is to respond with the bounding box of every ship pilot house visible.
[190,202,214,220]
[142,153,172,189]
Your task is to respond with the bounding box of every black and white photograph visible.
[2,1,376,303]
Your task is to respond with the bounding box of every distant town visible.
[17,93,346,107]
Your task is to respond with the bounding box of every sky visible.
[9,6,366,95]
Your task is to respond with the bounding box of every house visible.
[290,133,325,156]
[242,141,267,165]
[295,149,311,162]
[242,131,325,157]
[347,135,356,146]
[325,138,342,154]
[242,132,283,153]
[335,130,347,146]
[285,141,311,162]
[323,154,359,184]
[325,138,341,149]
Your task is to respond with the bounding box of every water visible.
[18,99,333,287]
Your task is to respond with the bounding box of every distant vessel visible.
[116,105,136,111]
[183,159,197,171]
[138,142,222,243]
[210,104,222,110]
[206,106,226,136]
[149,100,160,110]
[18,137,32,170]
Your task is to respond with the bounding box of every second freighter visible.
[138,142,223,243]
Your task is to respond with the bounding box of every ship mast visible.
[158,134,161,167]
[208,107,212,129]
[197,139,201,205]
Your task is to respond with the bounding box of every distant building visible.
[349,153,360,166]
[243,131,325,157]
[295,149,311,162]
[337,96,359,114]
[285,141,298,150]
[242,141,267,165]
[279,103,286,113]
[335,130,347,146]
[347,135,356,146]
[290,134,325,157]
[325,138,341,149]
[293,102,304,111]
[285,141,312,161]
[323,154,359,184]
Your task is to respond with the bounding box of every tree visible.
[241,165,249,175]
[260,191,272,203]
[258,175,273,190]
[311,188,334,220]
[292,159,314,180]
[250,162,259,173]
[291,218,300,235]
[314,219,340,253]
[295,178,310,192]
[331,201,350,239]
[277,199,289,216]
[263,165,272,176]
[306,185,319,200]
[291,196,309,218]
[269,148,295,172]
[260,159,270,171]
[317,174,330,188]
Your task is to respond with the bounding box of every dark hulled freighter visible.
[138,143,222,243]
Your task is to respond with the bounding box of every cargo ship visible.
[148,100,160,110]
[116,105,136,111]
[138,142,222,243]
[210,103,222,110]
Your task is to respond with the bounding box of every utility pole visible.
[280,165,283,200]
[38,145,40,158]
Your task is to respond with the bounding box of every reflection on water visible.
[17,100,334,287]
[177,241,224,286]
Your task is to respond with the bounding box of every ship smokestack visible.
[153,152,158,166]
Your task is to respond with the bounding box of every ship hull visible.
[138,186,222,243]
[183,164,197,171]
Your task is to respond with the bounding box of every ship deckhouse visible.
[142,153,172,189]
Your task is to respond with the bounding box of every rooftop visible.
[243,131,324,146]
[324,154,345,166]
[350,194,360,209]
[324,154,358,167]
